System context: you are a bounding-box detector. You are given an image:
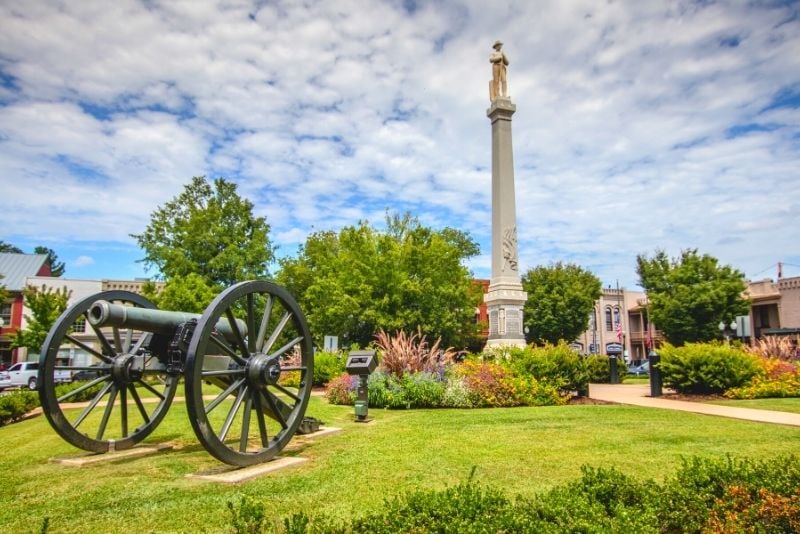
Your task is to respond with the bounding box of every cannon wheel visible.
[185,281,313,466]
[39,291,179,453]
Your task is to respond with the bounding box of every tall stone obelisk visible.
[485,40,527,348]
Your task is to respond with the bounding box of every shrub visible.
[313,351,346,387]
[500,342,591,395]
[323,373,357,405]
[585,354,617,383]
[440,375,475,408]
[659,342,762,394]
[54,380,104,403]
[456,361,520,407]
[657,454,800,532]
[725,367,800,399]
[375,328,454,378]
[0,390,40,426]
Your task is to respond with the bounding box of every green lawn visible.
[1,396,799,532]
[706,397,800,414]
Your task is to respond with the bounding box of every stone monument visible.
[485,40,528,348]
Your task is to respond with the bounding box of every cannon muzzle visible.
[88,300,247,342]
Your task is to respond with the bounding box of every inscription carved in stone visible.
[502,226,518,272]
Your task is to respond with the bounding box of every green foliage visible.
[0,273,7,303]
[277,212,482,349]
[659,342,762,394]
[521,262,602,345]
[501,342,591,396]
[585,354,616,383]
[0,390,39,426]
[657,454,800,532]
[0,241,23,253]
[227,495,267,534]
[269,456,800,533]
[725,362,800,399]
[148,273,217,313]
[11,284,71,351]
[313,351,346,387]
[33,246,65,277]
[132,176,274,287]
[636,249,749,345]
[54,381,104,403]
[323,374,357,405]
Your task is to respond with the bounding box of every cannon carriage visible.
[37,280,313,467]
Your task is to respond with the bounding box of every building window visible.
[605,306,613,331]
[72,317,86,333]
[0,301,11,326]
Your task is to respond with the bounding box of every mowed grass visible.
[1,395,799,533]
[707,397,800,414]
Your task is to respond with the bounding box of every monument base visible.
[484,284,528,349]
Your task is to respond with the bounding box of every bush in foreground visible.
[232,454,800,533]
[0,389,39,426]
[659,342,762,394]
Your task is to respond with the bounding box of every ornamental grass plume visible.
[375,327,456,378]
[746,336,799,362]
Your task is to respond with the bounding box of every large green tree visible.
[0,241,23,253]
[132,176,275,292]
[11,285,71,353]
[521,262,602,345]
[277,213,482,348]
[636,249,749,345]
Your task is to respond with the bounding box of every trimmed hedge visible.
[0,390,39,426]
[659,342,762,394]
[254,454,800,533]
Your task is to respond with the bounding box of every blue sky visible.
[1,0,799,289]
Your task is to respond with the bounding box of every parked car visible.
[72,363,106,381]
[627,361,650,376]
[0,361,71,391]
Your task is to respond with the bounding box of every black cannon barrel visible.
[87,300,248,341]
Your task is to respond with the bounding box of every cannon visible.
[37,280,313,467]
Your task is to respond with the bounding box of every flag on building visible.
[615,321,623,342]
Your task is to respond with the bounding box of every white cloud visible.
[72,255,95,268]
[0,0,798,287]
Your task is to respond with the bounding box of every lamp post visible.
[718,320,737,345]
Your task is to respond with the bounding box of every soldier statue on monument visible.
[489,40,509,101]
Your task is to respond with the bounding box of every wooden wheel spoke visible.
[123,328,133,353]
[263,312,291,355]
[130,332,153,357]
[273,383,301,403]
[219,385,248,442]
[58,375,109,402]
[261,388,289,429]
[269,336,304,360]
[112,327,123,353]
[128,385,150,424]
[120,387,128,438]
[65,334,113,364]
[253,390,269,447]
[96,385,119,440]
[89,322,117,358]
[72,381,114,429]
[225,308,250,358]
[136,379,166,400]
[240,394,253,452]
[204,378,246,415]
[246,293,256,354]
[209,334,248,367]
[201,369,246,378]
[256,296,273,352]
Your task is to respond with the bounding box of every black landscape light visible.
[345,350,377,422]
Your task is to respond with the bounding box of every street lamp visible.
[718,320,737,344]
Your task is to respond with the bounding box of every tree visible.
[141,274,217,314]
[33,246,66,277]
[636,249,749,346]
[0,241,23,253]
[11,285,71,353]
[131,176,275,289]
[277,213,483,348]
[521,262,602,345]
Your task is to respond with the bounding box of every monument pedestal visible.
[484,95,527,348]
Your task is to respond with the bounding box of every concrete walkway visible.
[589,383,800,427]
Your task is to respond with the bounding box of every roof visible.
[0,253,49,291]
